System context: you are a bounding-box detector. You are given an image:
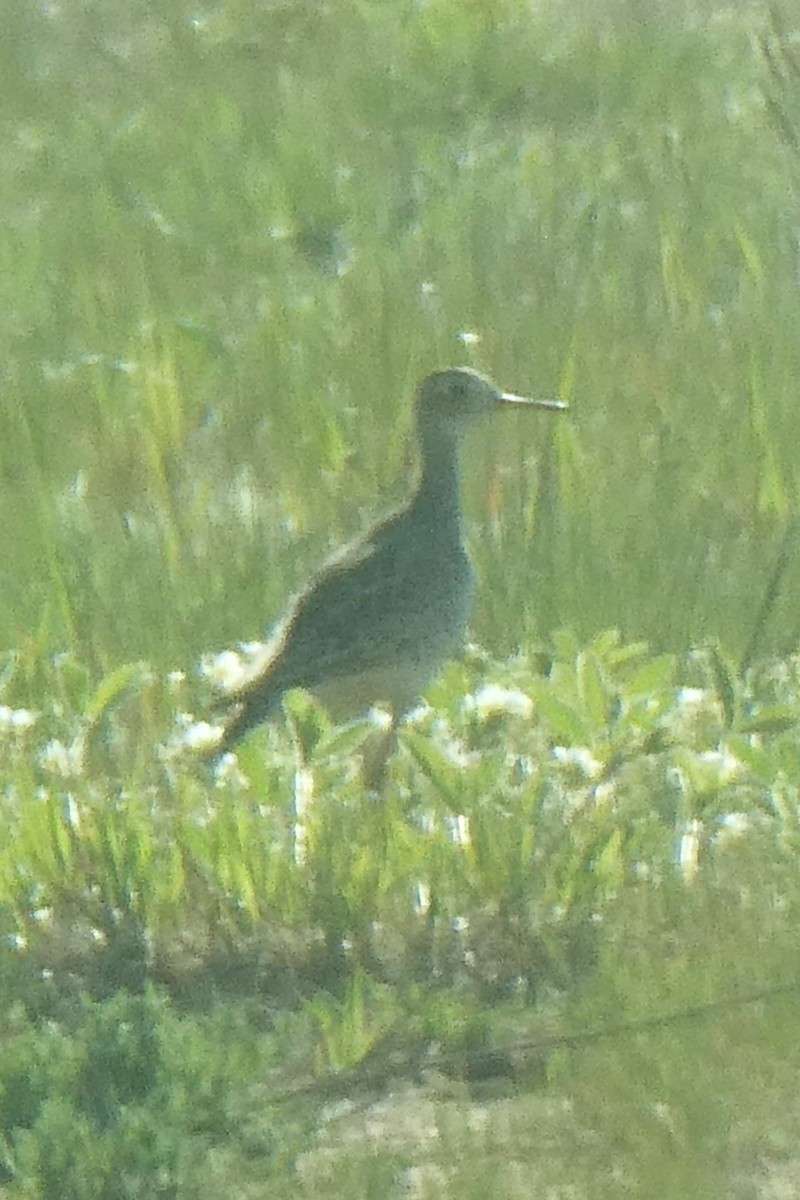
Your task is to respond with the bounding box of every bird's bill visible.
[499,392,568,411]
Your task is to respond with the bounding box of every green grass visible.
[5,0,800,669]
[2,0,800,1196]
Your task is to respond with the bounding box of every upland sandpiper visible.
[207,367,565,775]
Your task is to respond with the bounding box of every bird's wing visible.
[233,509,468,702]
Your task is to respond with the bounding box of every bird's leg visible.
[361,715,399,793]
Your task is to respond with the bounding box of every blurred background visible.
[3,0,799,676]
[2,6,800,1197]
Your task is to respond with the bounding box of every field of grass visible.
[2,0,800,1196]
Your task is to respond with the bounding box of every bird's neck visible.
[413,425,464,532]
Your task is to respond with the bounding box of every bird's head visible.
[416,367,566,438]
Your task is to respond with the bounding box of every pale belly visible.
[308,658,442,724]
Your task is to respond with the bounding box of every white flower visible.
[445,814,471,847]
[676,688,710,708]
[464,684,533,719]
[213,753,249,790]
[677,819,703,883]
[714,811,751,846]
[201,649,250,691]
[0,705,39,732]
[552,745,603,779]
[413,881,431,915]
[40,739,84,777]
[177,720,222,752]
[697,747,741,786]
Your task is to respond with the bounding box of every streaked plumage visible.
[209,367,565,761]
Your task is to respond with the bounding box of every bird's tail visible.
[200,686,281,761]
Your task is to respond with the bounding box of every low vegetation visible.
[2,1,800,1195]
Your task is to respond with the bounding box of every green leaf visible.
[577,652,610,731]
[283,688,332,759]
[402,729,463,801]
[737,706,798,736]
[625,654,676,697]
[534,688,592,744]
[706,643,738,730]
[551,628,582,663]
[84,662,143,727]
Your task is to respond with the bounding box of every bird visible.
[206,367,566,778]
